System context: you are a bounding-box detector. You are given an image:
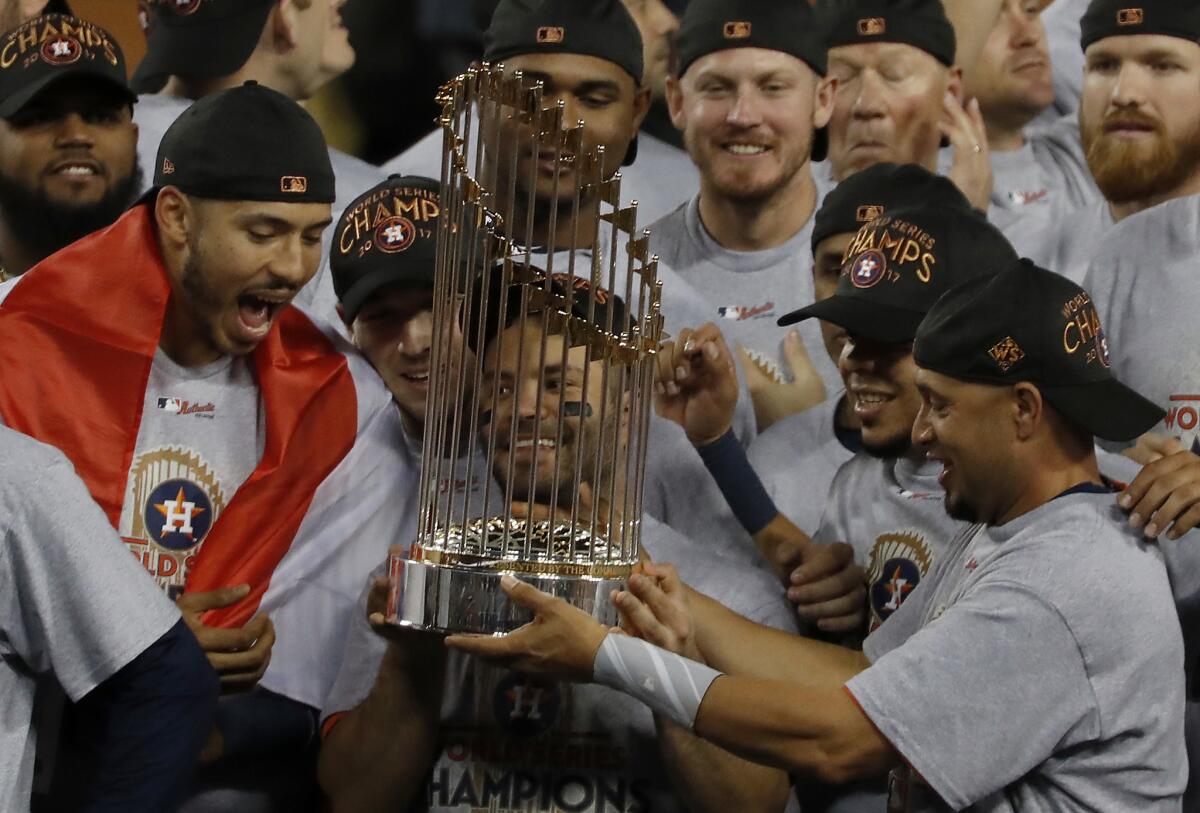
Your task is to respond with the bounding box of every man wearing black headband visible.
[448,260,1189,812]
[132,0,385,324]
[1026,0,1200,282]
[0,11,141,281]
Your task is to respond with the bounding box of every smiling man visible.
[1025,0,1200,282]
[0,82,411,810]
[448,260,1188,812]
[649,0,841,434]
[0,12,140,281]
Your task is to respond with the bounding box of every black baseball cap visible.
[468,267,630,353]
[819,0,957,67]
[484,0,644,166]
[484,0,644,85]
[332,175,442,323]
[147,81,334,205]
[675,0,827,77]
[914,259,1164,442]
[133,0,276,94]
[812,163,973,253]
[1081,0,1200,51]
[675,0,828,161]
[0,14,134,119]
[779,200,1018,343]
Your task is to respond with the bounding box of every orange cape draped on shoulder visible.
[0,205,358,627]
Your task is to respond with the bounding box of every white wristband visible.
[592,633,723,730]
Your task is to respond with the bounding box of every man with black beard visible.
[1025,0,1200,282]
[0,11,140,281]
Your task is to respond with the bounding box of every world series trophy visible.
[386,64,664,635]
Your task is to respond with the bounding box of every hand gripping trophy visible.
[387,64,664,634]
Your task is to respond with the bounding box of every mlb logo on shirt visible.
[157,397,182,414]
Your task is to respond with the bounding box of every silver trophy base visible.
[386,553,629,635]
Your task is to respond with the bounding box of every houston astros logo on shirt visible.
[866,531,933,630]
[493,671,562,737]
[123,447,226,594]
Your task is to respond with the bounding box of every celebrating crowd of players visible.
[2,0,1200,810]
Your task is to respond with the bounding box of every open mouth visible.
[235,292,291,340]
[400,371,430,387]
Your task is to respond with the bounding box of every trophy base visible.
[386,552,631,635]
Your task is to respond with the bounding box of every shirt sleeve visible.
[845,579,1096,809]
[0,453,181,701]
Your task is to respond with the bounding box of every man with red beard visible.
[1026,0,1200,282]
[1075,6,1200,805]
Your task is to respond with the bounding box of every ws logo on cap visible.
[536,26,564,44]
[723,21,752,39]
[857,17,886,36]
[988,336,1025,373]
[1117,8,1144,25]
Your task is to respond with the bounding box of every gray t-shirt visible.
[321,516,795,813]
[749,392,858,536]
[988,116,1099,241]
[382,128,700,228]
[133,92,387,327]
[815,454,961,633]
[647,194,842,401]
[1022,198,1113,283]
[847,491,1187,811]
[1085,194,1200,450]
[117,350,264,598]
[0,427,180,812]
